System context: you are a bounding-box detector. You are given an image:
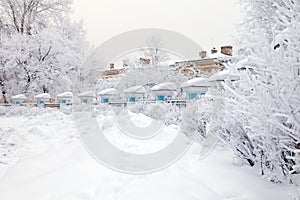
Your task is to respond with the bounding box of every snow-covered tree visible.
[222,0,300,183]
[0,0,71,36]
[0,0,87,100]
[140,35,170,65]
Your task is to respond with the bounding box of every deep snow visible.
[0,110,292,200]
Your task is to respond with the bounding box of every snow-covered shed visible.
[78,91,96,104]
[180,78,210,100]
[57,92,73,104]
[151,82,177,101]
[11,94,27,105]
[98,88,118,103]
[123,85,146,102]
[35,93,51,105]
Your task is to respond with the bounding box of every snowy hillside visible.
[0,110,292,200]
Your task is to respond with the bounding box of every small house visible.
[151,82,177,101]
[123,85,146,102]
[98,88,118,103]
[78,91,96,104]
[57,92,73,105]
[180,78,210,100]
[35,93,51,105]
[11,94,27,105]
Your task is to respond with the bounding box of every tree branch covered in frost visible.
[140,35,170,65]
[0,0,72,36]
[221,0,300,184]
[0,0,88,101]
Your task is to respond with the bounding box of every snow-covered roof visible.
[11,94,26,100]
[123,86,146,94]
[78,91,96,98]
[235,58,250,70]
[180,78,210,88]
[57,92,73,99]
[208,52,232,59]
[151,82,177,91]
[35,93,51,99]
[208,70,240,82]
[98,88,118,96]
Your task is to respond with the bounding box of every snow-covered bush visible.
[128,102,183,126]
[0,106,57,117]
[219,0,300,184]
[94,104,112,116]
[180,98,216,144]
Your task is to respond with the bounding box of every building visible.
[98,46,234,81]
[35,93,51,105]
[57,92,73,105]
[151,82,177,101]
[11,94,27,105]
[174,46,233,78]
[78,91,96,104]
[101,63,125,79]
[123,85,146,102]
[98,88,118,103]
[180,78,210,100]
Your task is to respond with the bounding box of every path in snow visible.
[0,111,290,200]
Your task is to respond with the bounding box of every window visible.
[157,96,164,101]
[82,99,88,104]
[200,92,206,97]
[129,97,136,102]
[103,98,109,103]
[167,96,172,100]
[61,100,66,104]
[39,100,44,104]
[189,93,197,100]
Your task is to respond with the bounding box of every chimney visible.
[211,47,218,54]
[221,46,233,56]
[109,63,114,69]
[200,51,207,59]
[139,58,151,65]
[123,60,129,67]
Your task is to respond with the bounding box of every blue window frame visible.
[103,98,109,103]
[200,92,206,97]
[82,99,88,104]
[129,97,136,102]
[157,96,164,101]
[15,101,20,105]
[189,93,197,100]
[39,100,44,104]
[61,100,66,104]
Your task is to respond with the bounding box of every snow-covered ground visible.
[0,110,291,200]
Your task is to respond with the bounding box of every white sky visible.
[71,0,242,53]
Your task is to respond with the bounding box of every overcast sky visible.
[71,0,242,53]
